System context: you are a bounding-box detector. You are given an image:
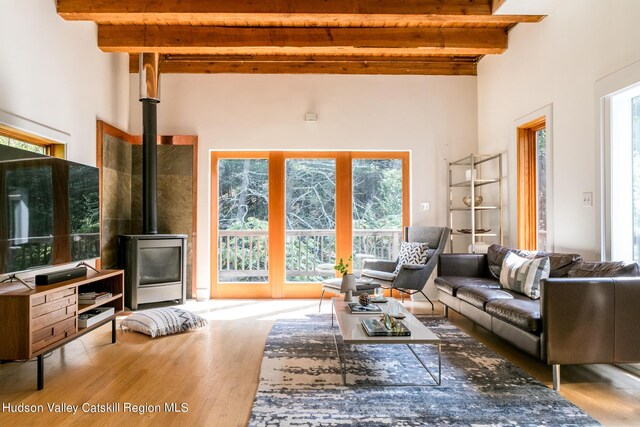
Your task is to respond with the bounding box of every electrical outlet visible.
[420,202,430,212]
[582,192,593,207]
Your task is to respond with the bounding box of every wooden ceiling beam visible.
[128,53,478,74]
[135,59,477,76]
[99,26,508,55]
[58,14,542,27]
[162,61,477,76]
[127,53,477,75]
[58,0,494,18]
[57,0,543,27]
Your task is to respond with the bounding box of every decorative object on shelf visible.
[78,307,115,328]
[465,168,476,181]
[457,228,491,234]
[334,255,352,276]
[360,313,411,336]
[347,302,382,314]
[462,195,483,207]
[335,255,356,302]
[370,287,387,303]
[340,275,356,302]
[468,241,491,254]
[358,293,370,306]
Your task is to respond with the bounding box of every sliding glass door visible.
[217,158,269,283]
[210,151,409,298]
[285,158,336,282]
[352,157,406,272]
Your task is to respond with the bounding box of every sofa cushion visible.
[568,261,640,278]
[487,244,514,279]
[486,298,542,334]
[393,241,429,274]
[499,252,550,299]
[487,244,582,279]
[434,276,501,296]
[456,287,514,310]
[361,269,396,282]
[538,251,583,277]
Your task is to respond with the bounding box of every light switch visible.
[420,202,430,212]
[582,192,593,207]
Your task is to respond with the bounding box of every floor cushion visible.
[121,307,207,338]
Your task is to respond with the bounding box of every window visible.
[0,135,47,155]
[607,83,640,261]
[352,158,404,270]
[0,126,65,158]
[517,116,549,251]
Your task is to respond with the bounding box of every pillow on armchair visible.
[393,242,429,274]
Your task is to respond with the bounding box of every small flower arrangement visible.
[333,255,353,276]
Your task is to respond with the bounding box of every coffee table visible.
[331,297,442,386]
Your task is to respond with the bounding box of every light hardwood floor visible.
[1,299,639,426]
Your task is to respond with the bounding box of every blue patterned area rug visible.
[249,314,598,426]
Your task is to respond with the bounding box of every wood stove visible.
[117,53,187,310]
[118,234,186,310]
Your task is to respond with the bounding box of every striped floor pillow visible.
[121,307,207,338]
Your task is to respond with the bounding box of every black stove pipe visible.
[139,53,160,235]
[142,100,158,234]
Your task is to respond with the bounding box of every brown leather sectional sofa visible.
[434,245,640,390]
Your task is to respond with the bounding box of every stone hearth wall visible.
[101,131,195,296]
[131,144,194,293]
[101,133,132,269]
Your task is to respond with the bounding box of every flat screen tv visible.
[0,145,100,274]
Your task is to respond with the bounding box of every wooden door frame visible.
[209,150,410,299]
[517,117,545,250]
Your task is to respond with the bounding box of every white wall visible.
[129,74,478,297]
[0,0,129,166]
[477,0,640,260]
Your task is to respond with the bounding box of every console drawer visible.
[31,304,77,331]
[32,294,76,318]
[32,317,77,353]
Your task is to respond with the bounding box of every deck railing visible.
[217,228,402,281]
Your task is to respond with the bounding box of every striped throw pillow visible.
[121,307,207,338]
[499,252,550,299]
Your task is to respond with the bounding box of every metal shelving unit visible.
[448,154,503,253]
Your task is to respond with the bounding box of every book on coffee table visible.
[361,318,411,337]
[347,303,382,314]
